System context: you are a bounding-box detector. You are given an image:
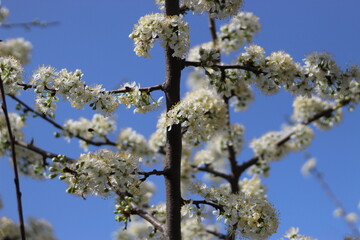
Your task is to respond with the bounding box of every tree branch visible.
[183,61,265,75]
[206,229,227,239]
[191,164,232,181]
[129,203,165,233]
[138,169,166,181]
[0,76,26,240]
[1,20,59,30]
[15,140,75,164]
[237,100,352,175]
[10,95,117,147]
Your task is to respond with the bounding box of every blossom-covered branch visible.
[10,95,117,147]
[237,96,357,176]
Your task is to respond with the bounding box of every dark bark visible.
[163,1,182,239]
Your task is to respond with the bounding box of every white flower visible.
[301,158,316,176]
[55,149,141,198]
[129,13,190,58]
[0,38,32,65]
[333,208,344,217]
[183,0,243,19]
[345,212,358,223]
[165,88,228,145]
[292,96,342,130]
[219,12,260,54]
[0,7,9,24]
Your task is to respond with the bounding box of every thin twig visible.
[183,61,265,75]
[191,164,231,181]
[1,20,59,30]
[15,140,75,163]
[309,164,360,238]
[10,95,117,147]
[182,198,223,212]
[206,229,227,239]
[138,169,166,181]
[0,76,26,240]
[107,84,164,94]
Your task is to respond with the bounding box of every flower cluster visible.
[194,124,245,170]
[118,82,163,113]
[165,88,227,145]
[301,158,316,176]
[0,112,25,156]
[129,13,190,58]
[0,217,57,240]
[31,67,121,116]
[113,218,165,240]
[0,38,32,65]
[0,56,23,96]
[187,66,255,111]
[192,183,279,240]
[61,114,116,150]
[117,127,154,160]
[50,149,141,198]
[0,6,9,24]
[183,0,243,19]
[249,124,314,176]
[292,96,342,130]
[234,45,360,98]
[187,42,220,67]
[219,12,261,54]
[284,227,316,240]
[239,177,267,199]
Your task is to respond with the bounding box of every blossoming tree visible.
[1,0,360,240]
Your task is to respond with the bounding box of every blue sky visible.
[1,0,360,239]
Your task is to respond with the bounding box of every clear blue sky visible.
[1,0,360,239]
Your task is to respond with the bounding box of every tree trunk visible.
[164,0,182,239]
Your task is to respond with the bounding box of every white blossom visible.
[345,212,358,223]
[192,183,279,239]
[183,0,243,19]
[0,6,9,25]
[30,67,120,116]
[0,56,23,96]
[165,88,228,145]
[118,82,163,113]
[53,149,141,198]
[61,114,116,150]
[219,12,260,54]
[284,227,317,240]
[292,96,342,130]
[117,127,154,159]
[129,13,190,58]
[301,158,316,176]
[0,217,57,240]
[0,38,32,65]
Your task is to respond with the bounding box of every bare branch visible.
[15,140,75,163]
[206,229,227,239]
[138,169,166,181]
[129,203,165,233]
[1,20,59,30]
[182,198,223,212]
[191,164,231,181]
[107,84,164,94]
[0,76,26,240]
[183,61,265,75]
